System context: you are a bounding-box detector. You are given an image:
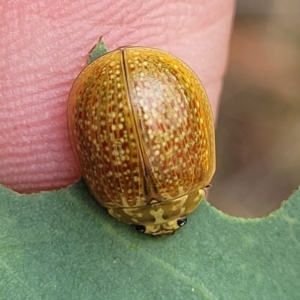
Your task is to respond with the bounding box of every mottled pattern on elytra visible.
[69,51,145,207]
[124,48,215,201]
[68,47,215,212]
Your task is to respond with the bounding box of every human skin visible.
[0,0,235,193]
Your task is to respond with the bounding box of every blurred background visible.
[209,0,300,217]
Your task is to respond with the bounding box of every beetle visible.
[67,38,215,237]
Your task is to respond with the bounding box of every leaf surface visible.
[1,180,299,300]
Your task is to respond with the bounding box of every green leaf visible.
[1,180,299,300]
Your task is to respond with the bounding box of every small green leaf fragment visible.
[86,37,108,64]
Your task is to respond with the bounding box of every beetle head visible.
[135,217,187,237]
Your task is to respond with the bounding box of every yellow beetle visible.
[68,39,215,237]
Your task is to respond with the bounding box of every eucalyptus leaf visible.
[1,180,299,300]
